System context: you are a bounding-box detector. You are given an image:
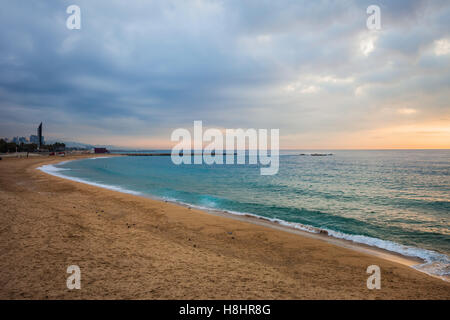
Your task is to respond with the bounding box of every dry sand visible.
[0,154,449,299]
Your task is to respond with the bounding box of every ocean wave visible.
[86,156,116,160]
[37,164,142,196]
[325,229,450,278]
[38,163,72,172]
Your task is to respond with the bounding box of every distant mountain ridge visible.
[44,139,93,149]
[45,139,126,150]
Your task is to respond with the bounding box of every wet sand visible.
[0,154,449,299]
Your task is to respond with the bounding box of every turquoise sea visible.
[39,150,450,278]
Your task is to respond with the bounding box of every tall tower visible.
[37,122,43,149]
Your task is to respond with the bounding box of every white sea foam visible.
[325,229,450,278]
[56,160,74,165]
[37,163,142,196]
[86,156,115,160]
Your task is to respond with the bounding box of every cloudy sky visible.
[1,0,449,148]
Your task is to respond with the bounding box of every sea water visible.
[39,150,450,278]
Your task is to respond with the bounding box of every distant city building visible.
[94,147,109,154]
[37,122,43,149]
[18,137,28,144]
[5,123,44,150]
[30,135,39,144]
[11,136,27,144]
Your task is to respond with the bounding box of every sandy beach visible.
[0,154,449,299]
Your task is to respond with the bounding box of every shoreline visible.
[1,154,449,299]
[41,156,448,282]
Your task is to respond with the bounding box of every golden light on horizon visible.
[282,121,450,150]
[76,120,450,150]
